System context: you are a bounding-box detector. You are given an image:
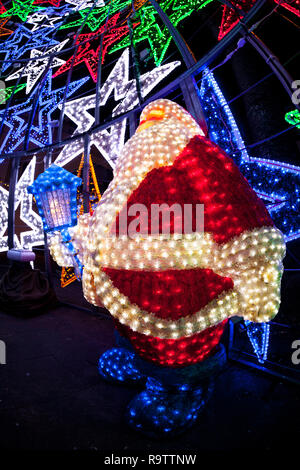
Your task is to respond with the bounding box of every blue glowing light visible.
[0,24,59,72]
[27,164,82,232]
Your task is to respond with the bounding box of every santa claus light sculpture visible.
[47,99,285,436]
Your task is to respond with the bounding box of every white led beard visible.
[48,99,285,339]
[0,156,44,252]
[54,49,180,168]
[7,40,68,94]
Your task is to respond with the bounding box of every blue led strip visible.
[200,68,300,242]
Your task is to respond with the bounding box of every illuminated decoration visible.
[33,0,63,7]
[49,99,285,368]
[27,165,82,232]
[53,13,137,81]
[218,0,255,40]
[200,68,300,242]
[245,320,270,364]
[0,18,13,37]
[7,41,68,94]
[26,11,65,31]
[0,157,44,252]
[0,0,46,22]
[59,0,130,32]
[275,0,300,17]
[54,49,180,168]
[285,108,300,129]
[0,71,89,154]
[0,24,60,73]
[64,0,105,11]
[0,1,6,14]
[0,83,26,105]
[61,153,101,288]
[110,0,213,65]
[28,165,84,278]
[218,0,300,40]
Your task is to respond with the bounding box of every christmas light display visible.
[54,48,180,168]
[110,0,213,65]
[245,320,270,364]
[0,84,27,106]
[0,0,46,22]
[59,0,130,32]
[200,68,300,242]
[0,1,6,14]
[218,0,300,40]
[218,0,255,41]
[0,24,60,73]
[285,109,300,129]
[275,0,300,17]
[0,71,89,153]
[27,165,81,232]
[0,18,13,37]
[53,13,137,80]
[64,0,105,11]
[0,157,44,252]
[26,11,65,31]
[48,99,285,434]
[33,0,63,7]
[7,40,68,94]
[61,153,101,288]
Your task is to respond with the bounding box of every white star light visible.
[6,40,68,94]
[0,157,43,252]
[55,48,180,168]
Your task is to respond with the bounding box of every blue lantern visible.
[27,165,82,233]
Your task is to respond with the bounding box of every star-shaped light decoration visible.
[53,13,138,82]
[0,1,6,14]
[64,0,105,11]
[0,24,60,72]
[7,40,68,94]
[0,17,13,37]
[59,0,130,32]
[26,11,65,31]
[0,156,44,252]
[0,71,89,154]
[55,48,180,168]
[200,68,300,242]
[0,0,46,22]
[0,83,27,105]
[33,0,62,7]
[110,0,213,65]
[219,0,300,40]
